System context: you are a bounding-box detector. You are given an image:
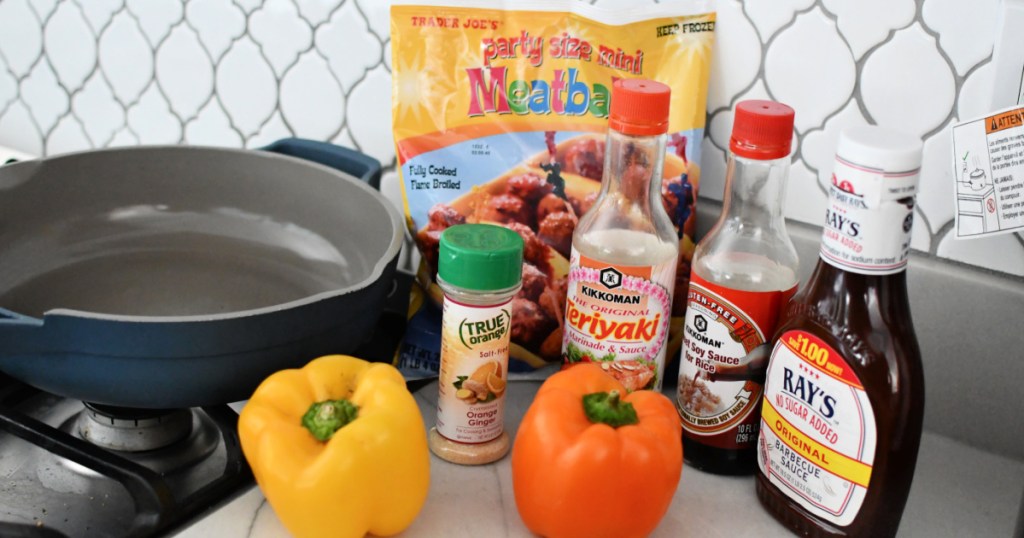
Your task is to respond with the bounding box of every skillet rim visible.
[0,145,405,324]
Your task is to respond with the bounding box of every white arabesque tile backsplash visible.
[0,0,1020,277]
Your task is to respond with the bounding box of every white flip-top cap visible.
[836,125,923,174]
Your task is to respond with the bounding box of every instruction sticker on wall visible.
[951,106,1024,238]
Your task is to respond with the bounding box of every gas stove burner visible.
[0,393,252,538]
[79,403,193,452]
[59,404,221,475]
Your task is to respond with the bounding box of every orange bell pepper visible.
[511,363,682,538]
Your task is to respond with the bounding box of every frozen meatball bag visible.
[391,0,715,372]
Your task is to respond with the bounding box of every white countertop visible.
[177,379,1024,538]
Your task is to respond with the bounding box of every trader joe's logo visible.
[459,310,511,349]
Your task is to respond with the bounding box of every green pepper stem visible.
[302,399,359,442]
[582,390,639,428]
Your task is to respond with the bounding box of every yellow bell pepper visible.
[239,355,430,538]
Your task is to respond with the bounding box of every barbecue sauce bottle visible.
[676,101,800,475]
[756,126,925,537]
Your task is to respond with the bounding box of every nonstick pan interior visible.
[0,146,398,319]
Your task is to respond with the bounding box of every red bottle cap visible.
[729,100,795,160]
[609,79,671,136]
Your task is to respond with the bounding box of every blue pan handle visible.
[261,138,383,190]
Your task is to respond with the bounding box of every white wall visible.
[0,0,1019,277]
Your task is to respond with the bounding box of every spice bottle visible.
[428,223,523,465]
[756,126,925,537]
[676,100,800,475]
[561,78,678,392]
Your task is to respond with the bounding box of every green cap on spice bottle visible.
[438,224,523,291]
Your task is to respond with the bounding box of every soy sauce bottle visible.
[756,126,925,537]
[677,101,799,475]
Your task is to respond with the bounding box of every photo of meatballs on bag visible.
[414,134,699,367]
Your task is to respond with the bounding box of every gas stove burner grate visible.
[0,388,253,538]
[58,404,222,476]
[78,403,195,453]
